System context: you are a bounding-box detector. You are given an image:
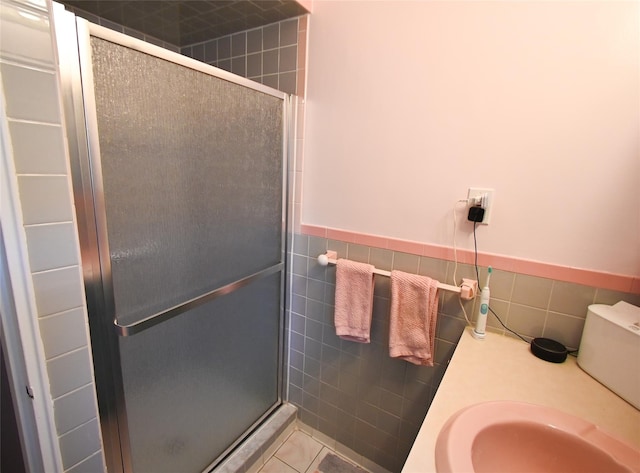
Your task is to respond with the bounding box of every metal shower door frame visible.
[54,7,290,472]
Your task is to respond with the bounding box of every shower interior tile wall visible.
[181,17,302,95]
[64,5,180,52]
[288,233,640,472]
[66,5,306,96]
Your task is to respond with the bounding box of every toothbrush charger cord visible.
[471,222,528,343]
[470,223,578,357]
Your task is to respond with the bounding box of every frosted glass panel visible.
[90,37,283,326]
[87,36,285,472]
[119,273,281,473]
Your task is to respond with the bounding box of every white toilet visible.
[577,301,640,410]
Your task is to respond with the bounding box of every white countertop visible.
[402,328,640,473]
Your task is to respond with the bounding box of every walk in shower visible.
[55,6,290,472]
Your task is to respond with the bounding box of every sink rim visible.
[434,400,640,473]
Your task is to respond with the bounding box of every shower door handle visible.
[114,262,283,337]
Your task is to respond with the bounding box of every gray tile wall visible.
[68,5,307,97]
[288,233,640,472]
[182,16,303,95]
[64,5,180,52]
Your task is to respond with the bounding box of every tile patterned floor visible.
[257,430,370,473]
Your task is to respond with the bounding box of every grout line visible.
[24,220,73,227]
[63,449,102,473]
[38,305,83,321]
[0,56,56,74]
[7,117,61,127]
[17,173,68,177]
[278,456,301,473]
[542,281,556,335]
[53,380,94,404]
[31,263,79,276]
[59,416,96,438]
[546,280,554,312]
[46,344,87,363]
[260,428,295,472]
[303,442,324,473]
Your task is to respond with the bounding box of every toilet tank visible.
[577,301,640,410]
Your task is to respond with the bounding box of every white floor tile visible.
[260,457,299,473]
[304,447,331,473]
[260,428,374,473]
[274,431,323,472]
[305,447,371,473]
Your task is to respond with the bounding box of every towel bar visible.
[317,252,475,300]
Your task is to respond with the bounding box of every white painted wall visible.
[302,1,639,276]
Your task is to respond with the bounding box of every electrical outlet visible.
[467,188,495,225]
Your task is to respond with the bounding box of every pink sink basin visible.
[435,401,640,473]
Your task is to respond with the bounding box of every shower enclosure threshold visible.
[213,403,298,473]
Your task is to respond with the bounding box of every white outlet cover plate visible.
[467,187,495,225]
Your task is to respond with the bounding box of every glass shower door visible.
[60,14,288,473]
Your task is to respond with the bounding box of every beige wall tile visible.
[8,121,67,174]
[17,175,73,225]
[25,222,79,272]
[543,312,586,350]
[346,243,370,263]
[369,248,392,271]
[46,348,93,399]
[58,418,101,470]
[549,281,595,317]
[1,63,60,122]
[446,263,476,287]
[486,298,509,332]
[0,2,54,65]
[38,308,87,359]
[487,268,515,301]
[65,451,104,473]
[392,252,420,273]
[511,274,553,309]
[32,266,84,317]
[594,289,640,307]
[53,385,97,435]
[440,290,475,319]
[507,303,547,337]
[418,256,448,282]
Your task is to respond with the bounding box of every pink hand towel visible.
[389,270,439,366]
[334,259,375,343]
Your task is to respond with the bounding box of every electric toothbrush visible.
[472,266,492,340]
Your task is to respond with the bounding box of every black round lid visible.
[530,337,568,363]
